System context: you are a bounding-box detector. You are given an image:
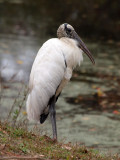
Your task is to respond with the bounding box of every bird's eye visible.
[67,28,71,32]
[64,24,72,34]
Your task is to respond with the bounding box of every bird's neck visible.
[60,37,83,69]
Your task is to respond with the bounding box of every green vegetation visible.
[0,121,119,159]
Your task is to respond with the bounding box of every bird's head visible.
[57,23,95,64]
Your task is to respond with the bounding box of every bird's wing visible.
[26,39,67,122]
[55,67,72,97]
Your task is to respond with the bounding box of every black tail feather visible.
[40,93,61,124]
[40,113,49,124]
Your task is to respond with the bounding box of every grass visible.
[0,121,119,160]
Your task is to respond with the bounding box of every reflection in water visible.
[0,35,45,82]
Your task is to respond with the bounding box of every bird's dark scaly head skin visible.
[57,23,95,64]
[57,23,74,39]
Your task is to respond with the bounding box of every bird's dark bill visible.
[74,32,95,64]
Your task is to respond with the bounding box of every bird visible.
[26,23,95,141]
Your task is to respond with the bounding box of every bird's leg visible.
[49,96,57,141]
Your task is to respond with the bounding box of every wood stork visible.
[26,23,95,141]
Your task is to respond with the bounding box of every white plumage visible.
[26,37,83,121]
[26,23,95,140]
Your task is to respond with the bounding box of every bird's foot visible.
[52,137,57,143]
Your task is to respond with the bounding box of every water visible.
[0,0,120,155]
